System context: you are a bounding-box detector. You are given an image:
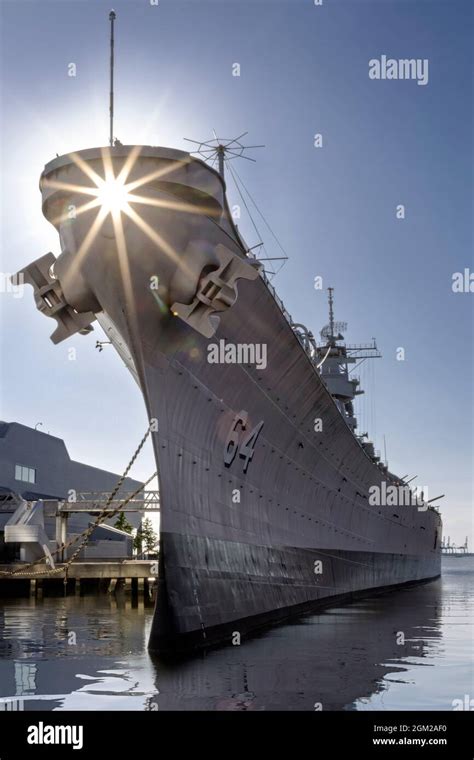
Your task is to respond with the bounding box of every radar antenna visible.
[320,288,347,344]
[183,131,264,180]
[328,286,335,338]
[184,132,288,279]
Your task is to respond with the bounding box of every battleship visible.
[14,13,442,654]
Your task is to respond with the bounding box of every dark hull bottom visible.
[149,533,441,654]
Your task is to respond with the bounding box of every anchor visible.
[13,253,96,344]
[171,243,259,338]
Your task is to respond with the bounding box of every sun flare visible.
[96,177,131,214]
[45,148,195,290]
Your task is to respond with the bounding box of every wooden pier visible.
[0,560,157,598]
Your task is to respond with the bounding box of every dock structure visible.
[1,489,159,564]
[0,560,157,598]
[0,489,159,598]
[61,490,160,513]
[52,490,160,561]
[441,536,471,557]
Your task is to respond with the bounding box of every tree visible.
[134,517,158,558]
[114,511,133,534]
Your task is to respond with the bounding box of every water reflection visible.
[150,579,444,711]
[0,558,472,711]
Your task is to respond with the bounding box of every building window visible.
[14,464,36,484]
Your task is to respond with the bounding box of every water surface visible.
[0,557,472,710]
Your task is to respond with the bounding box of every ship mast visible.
[328,286,335,345]
[315,288,382,455]
[109,10,116,147]
[217,144,225,179]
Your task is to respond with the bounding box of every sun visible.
[96,177,131,214]
[44,146,197,283]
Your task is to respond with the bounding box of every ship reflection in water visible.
[0,558,471,711]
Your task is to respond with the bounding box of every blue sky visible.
[0,0,472,545]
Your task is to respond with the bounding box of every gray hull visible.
[23,145,442,653]
[138,270,441,651]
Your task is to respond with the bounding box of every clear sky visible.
[0,0,472,545]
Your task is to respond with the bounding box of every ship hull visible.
[30,146,442,654]
[138,274,441,651]
[154,532,439,652]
